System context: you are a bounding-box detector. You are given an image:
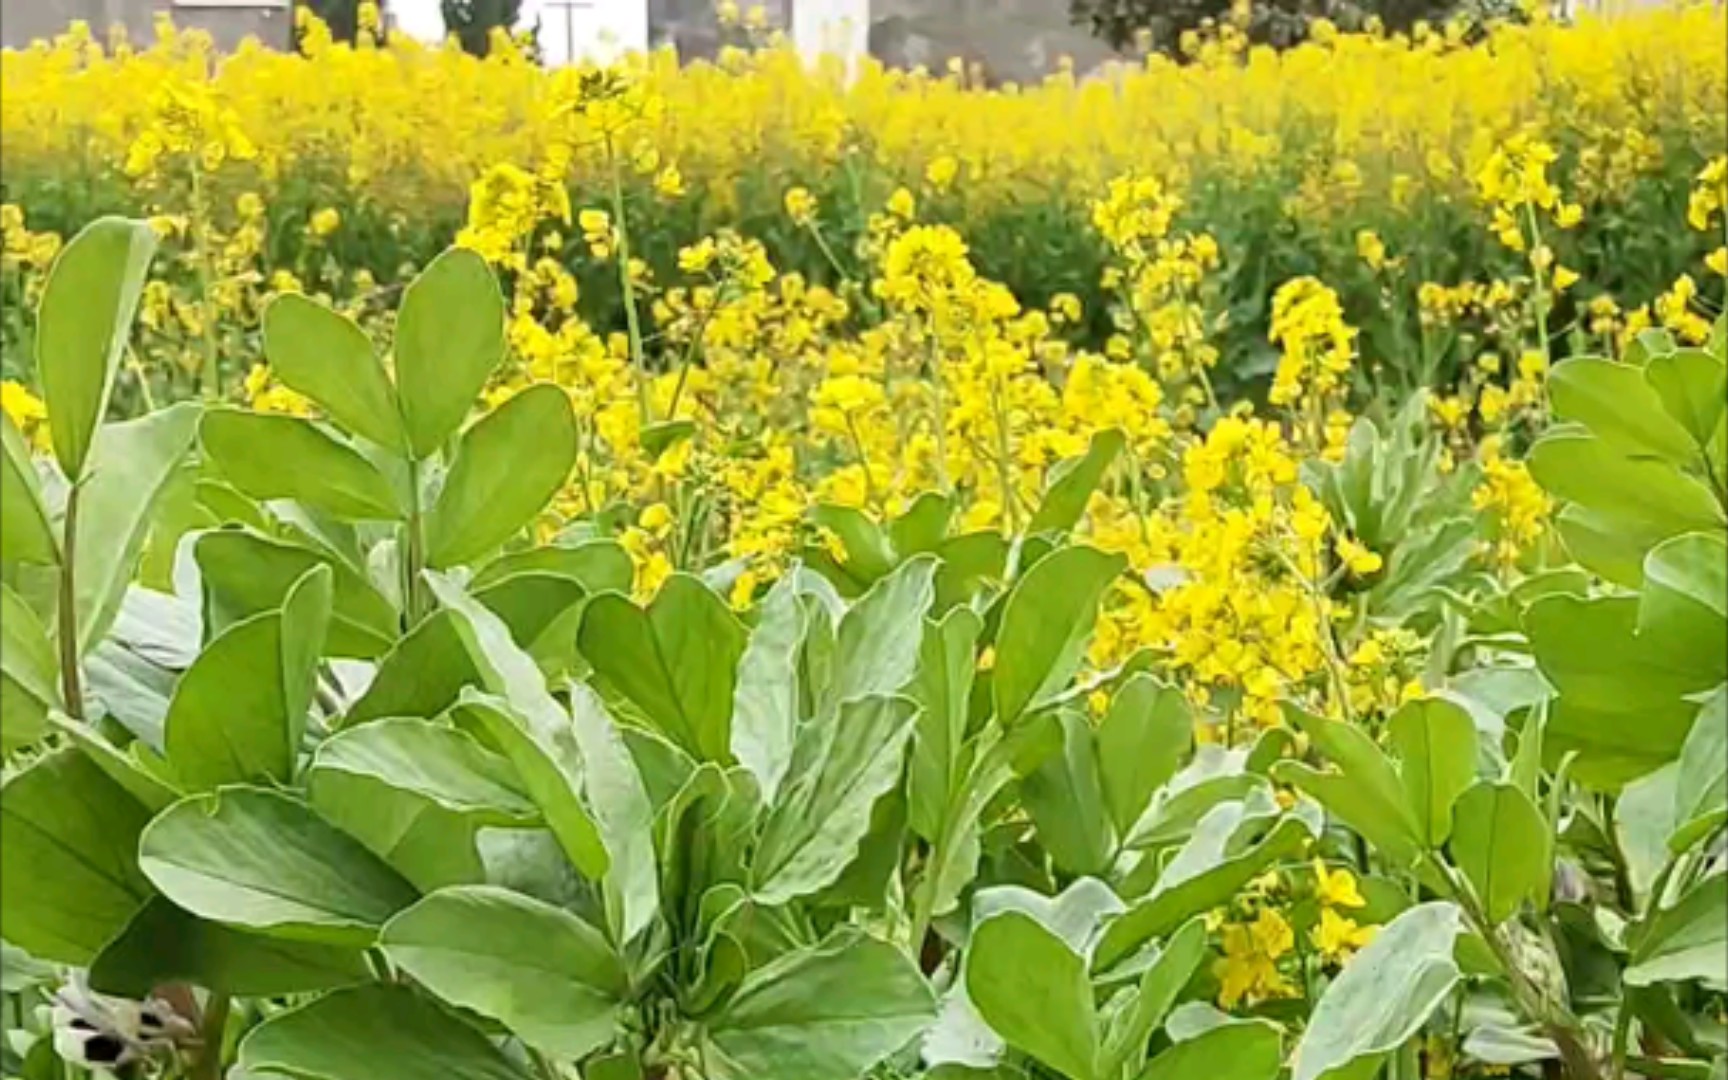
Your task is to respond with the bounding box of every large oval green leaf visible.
[341,608,479,727]
[0,413,56,566]
[311,718,539,826]
[704,930,937,1080]
[1452,781,1550,924]
[1095,674,1191,839]
[90,895,368,998]
[1625,869,1727,991]
[139,787,418,946]
[394,247,505,459]
[752,694,919,905]
[1548,357,1697,464]
[426,384,578,568]
[0,747,154,964]
[1389,697,1478,848]
[195,529,399,659]
[72,403,202,654]
[263,292,405,450]
[992,545,1125,726]
[966,910,1099,1080]
[0,583,58,752]
[580,574,746,763]
[164,566,329,793]
[1293,902,1464,1080]
[381,885,626,1060]
[239,984,531,1080]
[36,216,158,480]
[201,409,403,521]
[1141,1018,1283,1080]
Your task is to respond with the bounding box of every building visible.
[0,0,292,50]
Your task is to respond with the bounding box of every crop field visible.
[0,4,1723,1079]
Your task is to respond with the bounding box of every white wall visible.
[535,0,648,64]
[791,0,867,70]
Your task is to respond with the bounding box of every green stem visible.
[1610,992,1633,1080]
[1524,204,1553,364]
[529,1047,561,1080]
[190,161,221,402]
[403,455,429,626]
[1423,854,1600,1080]
[606,136,651,426]
[192,993,231,1080]
[990,379,1019,533]
[57,484,84,719]
[928,338,951,493]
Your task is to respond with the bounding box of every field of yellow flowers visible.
[0,5,1725,1079]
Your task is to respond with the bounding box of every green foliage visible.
[2,221,1724,1080]
[440,0,526,57]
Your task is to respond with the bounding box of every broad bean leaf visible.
[428,572,567,736]
[1389,697,1478,848]
[704,930,937,1080]
[73,403,202,654]
[344,609,479,727]
[89,895,368,998]
[1644,347,1727,449]
[581,574,746,762]
[1547,357,1697,464]
[1672,686,1728,853]
[394,248,506,458]
[1625,870,1727,991]
[309,769,486,892]
[165,567,331,792]
[36,216,157,480]
[0,748,154,963]
[967,911,1099,1080]
[239,984,530,1080]
[569,682,660,945]
[470,539,634,594]
[1097,919,1208,1078]
[1028,429,1124,536]
[1140,1018,1283,1080]
[1527,594,1718,789]
[811,504,896,583]
[139,786,418,946]
[196,529,398,659]
[263,292,405,450]
[426,384,578,568]
[1451,781,1549,923]
[201,410,403,521]
[0,414,56,566]
[381,885,627,1060]
[1293,902,1465,1080]
[730,572,806,805]
[827,555,939,712]
[310,718,539,825]
[1097,802,1313,971]
[1274,705,1422,866]
[753,694,919,905]
[455,690,609,881]
[909,607,984,842]
[0,582,57,752]
[1021,710,1115,877]
[1096,674,1191,838]
[993,546,1125,725]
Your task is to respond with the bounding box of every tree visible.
[1069,0,1477,55]
[441,0,526,56]
[296,0,361,43]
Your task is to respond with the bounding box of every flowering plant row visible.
[0,175,1723,1077]
[1,2,1724,401]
